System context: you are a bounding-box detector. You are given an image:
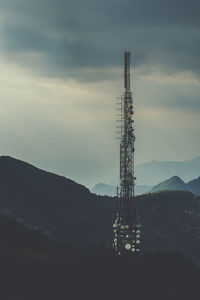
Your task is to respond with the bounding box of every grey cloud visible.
[0,0,200,80]
[135,76,200,113]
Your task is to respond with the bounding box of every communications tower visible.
[113,51,141,255]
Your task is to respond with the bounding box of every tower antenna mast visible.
[113,51,141,255]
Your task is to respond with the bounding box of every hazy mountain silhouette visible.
[188,157,200,167]
[1,156,200,265]
[151,176,186,193]
[135,157,200,185]
[187,177,200,195]
[91,182,152,196]
[151,175,200,195]
[91,182,117,196]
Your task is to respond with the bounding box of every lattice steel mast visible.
[113,51,141,255]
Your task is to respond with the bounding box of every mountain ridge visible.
[95,157,200,193]
[135,157,200,185]
[91,182,152,196]
[0,156,200,265]
[151,175,200,195]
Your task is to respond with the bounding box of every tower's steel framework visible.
[113,51,141,255]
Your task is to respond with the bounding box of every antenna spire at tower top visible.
[124,51,131,92]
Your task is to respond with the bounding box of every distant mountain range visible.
[91,157,200,196]
[135,157,200,185]
[91,182,152,196]
[151,175,200,195]
[1,156,200,265]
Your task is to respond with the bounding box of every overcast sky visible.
[0,0,199,187]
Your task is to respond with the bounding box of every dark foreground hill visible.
[0,214,199,300]
[1,156,200,265]
[137,191,200,264]
[0,156,113,247]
